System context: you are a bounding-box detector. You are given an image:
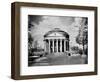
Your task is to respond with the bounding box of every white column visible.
[60,39,62,52]
[52,39,54,53]
[56,39,58,52]
[64,40,66,52]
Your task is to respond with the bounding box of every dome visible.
[44,28,69,38]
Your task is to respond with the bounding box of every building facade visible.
[44,28,69,53]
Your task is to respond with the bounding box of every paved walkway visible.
[30,53,87,66]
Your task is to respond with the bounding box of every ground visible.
[29,53,87,66]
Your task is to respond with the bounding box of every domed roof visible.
[44,28,69,38]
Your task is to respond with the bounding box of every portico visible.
[44,28,69,53]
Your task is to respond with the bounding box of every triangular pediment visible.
[47,32,64,37]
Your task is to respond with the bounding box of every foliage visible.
[78,49,83,55]
[76,18,88,45]
[71,46,79,54]
[28,32,33,44]
[28,15,43,31]
[75,18,88,55]
[28,32,33,56]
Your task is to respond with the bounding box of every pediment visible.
[47,32,64,37]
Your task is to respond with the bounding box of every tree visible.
[71,46,79,54]
[28,32,33,50]
[76,34,83,45]
[28,15,43,31]
[76,18,88,55]
[34,41,39,48]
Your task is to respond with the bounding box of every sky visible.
[28,15,86,49]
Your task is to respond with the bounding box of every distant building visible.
[44,28,69,53]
